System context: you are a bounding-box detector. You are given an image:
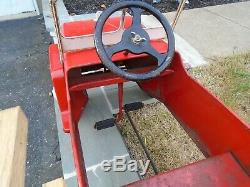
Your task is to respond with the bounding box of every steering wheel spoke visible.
[145,45,165,66]
[105,41,126,58]
[130,7,143,28]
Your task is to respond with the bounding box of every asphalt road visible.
[0,16,62,186]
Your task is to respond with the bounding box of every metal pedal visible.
[94,118,115,130]
[124,102,144,112]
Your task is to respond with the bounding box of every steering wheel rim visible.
[94,1,175,80]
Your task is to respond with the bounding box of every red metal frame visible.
[128,153,250,187]
[49,17,250,187]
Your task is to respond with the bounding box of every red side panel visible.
[49,45,69,127]
[49,44,88,132]
[128,153,250,187]
[139,52,250,174]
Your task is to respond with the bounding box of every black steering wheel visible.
[94,1,175,80]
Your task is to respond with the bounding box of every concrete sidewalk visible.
[166,1,250,59]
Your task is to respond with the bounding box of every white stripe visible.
[174,33,207,67]
[64,171,76,179]
[101,86,117,114]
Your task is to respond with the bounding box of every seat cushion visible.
[62,16,133,37]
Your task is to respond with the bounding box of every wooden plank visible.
[42,178,66,187]
[0,106,28,187]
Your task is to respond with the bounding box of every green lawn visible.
[191,53,250,123]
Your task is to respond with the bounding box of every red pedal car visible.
[49,1,250,186]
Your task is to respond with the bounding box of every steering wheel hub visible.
[131,32,146,45]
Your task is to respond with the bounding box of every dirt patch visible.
[117,52,250,177]
[63,0,250,15]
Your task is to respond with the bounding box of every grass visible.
[117,52,250,177]
[190,53,250,123]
